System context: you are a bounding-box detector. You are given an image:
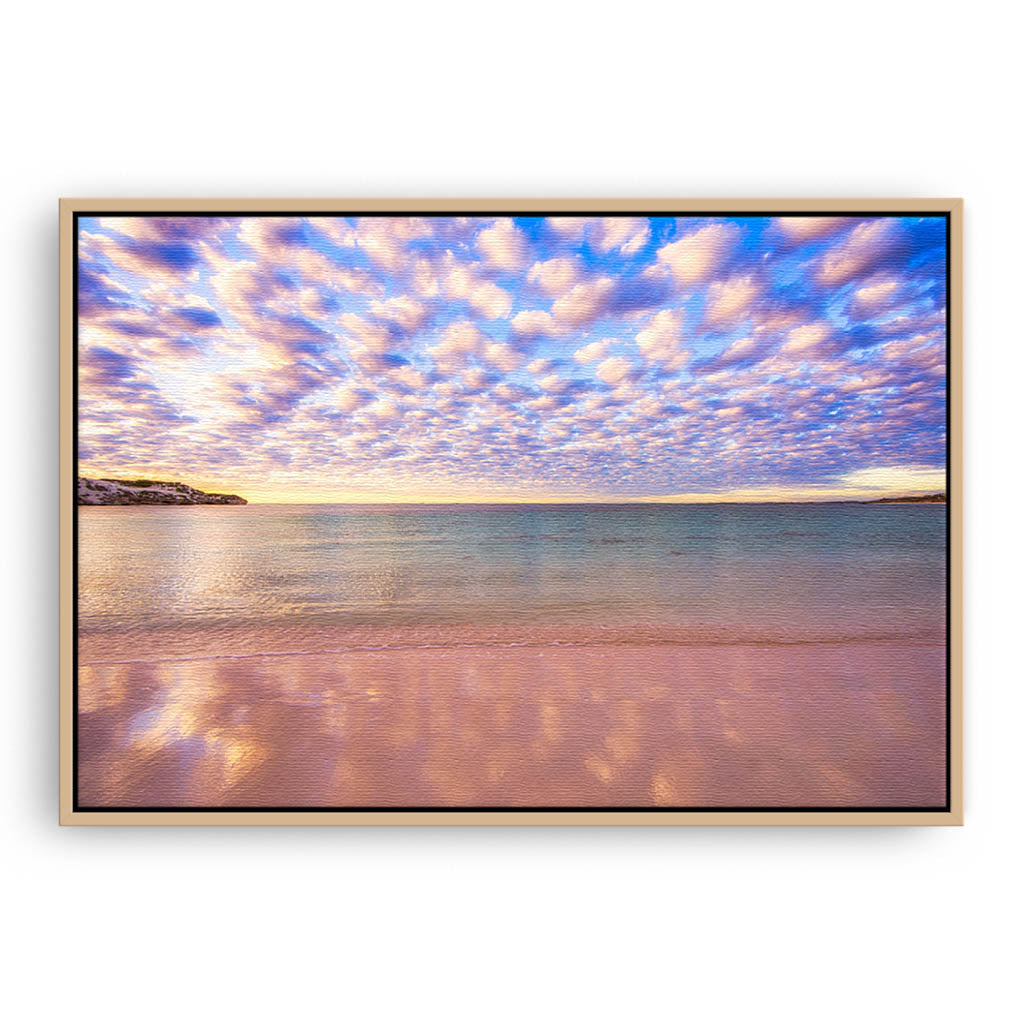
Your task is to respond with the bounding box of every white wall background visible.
[3,2,1020,1020]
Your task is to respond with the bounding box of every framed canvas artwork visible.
[59,199,962,824]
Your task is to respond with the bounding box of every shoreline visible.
[77,620,947,667]
[78,632,947,667]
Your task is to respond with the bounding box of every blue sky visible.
[76,214,947,502]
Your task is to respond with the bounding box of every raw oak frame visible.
[59,197,964,825]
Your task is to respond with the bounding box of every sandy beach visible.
[78,636,945,807]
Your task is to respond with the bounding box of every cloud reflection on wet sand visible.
[78,641,945,807]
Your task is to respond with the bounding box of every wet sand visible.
[78,639,946,808]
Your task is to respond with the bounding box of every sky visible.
[77,213,947,502]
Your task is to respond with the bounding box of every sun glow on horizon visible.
[77,465,947,506]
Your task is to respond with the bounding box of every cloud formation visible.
[76,214,948,501]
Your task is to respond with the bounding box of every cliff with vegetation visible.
[77,477,247,505]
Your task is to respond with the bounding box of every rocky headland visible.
[77,476,247,505]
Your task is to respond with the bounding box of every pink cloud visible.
[369,295,430,331]
[512,309,561,338]
[719,336,757,363]
[551,277,615,327]
[817,219,900,286]
[635,308,689,370]
[657,222,740,285]
[852,278,903,314]
[428,320,487,371]
[704,274,760,327]
[483,340,524,372]
[354,217,433,270]
[595,355,633,385]
[573,338,614,364]
[545,217,592,241]
[780,322,831,357]
[477,218,529,271]
[340,312,395,355]
[772,216,849,242]
[527,257,579,296]
[592,217,650,255]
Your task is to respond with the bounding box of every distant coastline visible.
[73,479,945,507]
[77,476,247,506]
[856,493,946,505]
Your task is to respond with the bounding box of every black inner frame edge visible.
[71,209,953,814]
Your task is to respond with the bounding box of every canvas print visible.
[69,208,952,815]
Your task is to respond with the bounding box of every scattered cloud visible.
[817,219,908,286]
[595,355,633,385]
[852,278,902,314]
[477,217,529,271]
[528,257,579,296]
[635,308,689,370]
[428,320,487,371]
[593,217,650,255]
[657,222,740,285]
[772,216,849,242]
[781,322,831,357]
[704,274,760,328]
[573,338,614,364]
[76,214,947,500]
[546,217,591,241]
[551,277,616,327]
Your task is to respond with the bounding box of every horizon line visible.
[83,495,946,507]
[242,496,947,505]
[76,474,947,507]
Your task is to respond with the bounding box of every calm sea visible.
[78,503,946,661]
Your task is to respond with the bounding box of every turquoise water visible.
[78,503,947,658]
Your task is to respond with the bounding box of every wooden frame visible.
[60,198,963,825]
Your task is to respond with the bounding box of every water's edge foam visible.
[79,632,945,667]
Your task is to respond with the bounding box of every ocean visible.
[76,503,947,808]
